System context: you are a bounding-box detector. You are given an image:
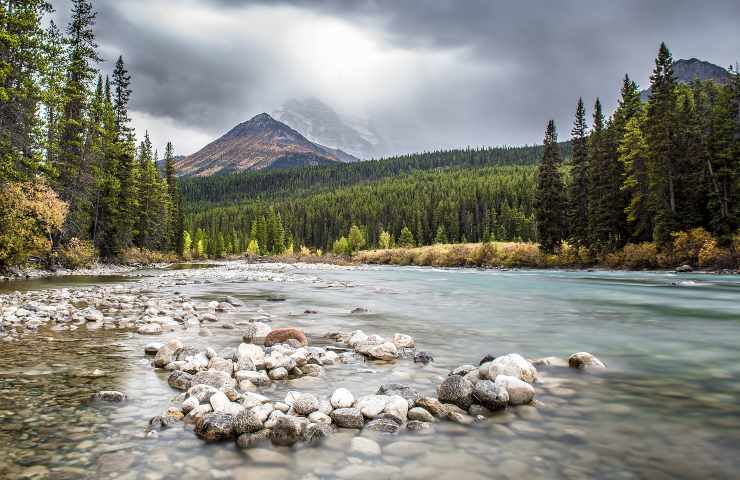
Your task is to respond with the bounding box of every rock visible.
[406,420,433,433]
[330,388,354,409]
[479,354,496,365]
[530,356,569,368]
[208,357,234,374]
[384,395,409,421]
[293,393,319,416]
[568,352,606,369]
[148,415,179,431]
[264,353,294,370]
[376,384,420,408]
[308,411,332,424]
[450,365,477,376]
[191,369,234,390]
[415,397,447,417]
[437,375,474,410]
[351,437,381,456]
[209,391,230,412]
[236,429,272,449]
[234,356,255,372]
[407,407,434,422]
[188,384,219,403]
[270,416,302,446]
[241,324,257,343]
[237,343,265,366]
[463,368,481,385]
[480,353,538,383]
[144,342,164,355]
[182,396,199,414]
[472,380,509,411]
[268,367,288,380]
[468,404,492,417]
[155,340,184,368]
[137,324,162,335]
[91,390,127,402]
[494,375,535,405]
[223,295,243,306]
[241,392,272,409]
[216,302,235,312]
[235,370,271,387]
[347,330,368,348]
[446,410,474,425]
[167,370,193,391]
[414,351,434,364]
[301,364,323,376]
[392,333,415,348]
[676,264,693,272]
[264,327,308,347]
[365,342,398,361]
[194,413,236,441]
[350,307,368,314]
[303,422,333,445]
[233,410,265,434]
[364,418,400,433]
[330,408,364,428]
[356,395,389,418]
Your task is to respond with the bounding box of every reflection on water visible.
[0,266,739,479]
[0,275,131,294]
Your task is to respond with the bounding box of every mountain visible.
[273,98,391,159]
[639,58,731,100]
[175,113,357,177]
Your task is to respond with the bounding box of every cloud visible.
[51,0,740,155]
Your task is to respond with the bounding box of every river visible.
[1,263,738,479]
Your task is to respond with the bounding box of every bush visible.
[671,228,714,266]
[620,242,659,269]
[0,181,67,269]
[119,247,178,265]
[59,238,97,269]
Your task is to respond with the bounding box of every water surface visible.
[1,265,738,479]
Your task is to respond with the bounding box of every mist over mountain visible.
[273,98,392,159]
[175,113,357,177]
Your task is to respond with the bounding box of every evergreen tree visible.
[378,229,393,249]
[57,0,100,239]
[164,142,183,253]
[534,120,566,253]
[644,43,679,245]
[399,226,415,247]
[567,97,589,245]
[619,112,653,241]
[112,55,132,142]
[347,225,366,253]
[434,225,448,244]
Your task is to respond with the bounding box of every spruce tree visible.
[567,98,589,246]
[619,112,653,241]
[434,225,448,244]
[644,42,679,245]
[112,55,132,142]
[534,120,565,253]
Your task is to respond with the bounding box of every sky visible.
[51,0,740,157]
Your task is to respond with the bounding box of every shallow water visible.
[1,265,739,479]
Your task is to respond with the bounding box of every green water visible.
[0,265,738,479]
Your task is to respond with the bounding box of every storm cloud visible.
[52,0,740,156]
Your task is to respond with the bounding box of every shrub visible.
[119,248,178,265]
[671,228,715,266]
[332,236,350,256]
[59,238,97,269]
[0,181,67,269]
[620,242,658,269]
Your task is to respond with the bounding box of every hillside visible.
[180,142,569,206]
[639,58,730,100]
[175,113,357,177]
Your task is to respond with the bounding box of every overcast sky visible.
[51,0,740,156]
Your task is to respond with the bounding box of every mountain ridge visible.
[639,58,730,100]
[175,113,357,177]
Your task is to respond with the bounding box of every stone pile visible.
[326,329,433,363]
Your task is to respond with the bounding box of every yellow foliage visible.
[59,238,97,269]
[0,180,67,268]
[671,228,714,265]
[119,247,178,265]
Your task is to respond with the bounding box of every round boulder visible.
[437,375,474,410]
[494,375,535,405]
[330,388,354,409]
[264,327,308,347]
[330,408,364,429]
[472,379,509,411]
[293,393,319,416]
[194,413,236,441]
[568,352,606,369]
[480,353,538,384]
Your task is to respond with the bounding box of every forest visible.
[0,0,183,270]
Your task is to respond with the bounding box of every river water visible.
[1,264,739,479]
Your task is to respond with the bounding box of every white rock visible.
[480,353,538,383]
[366,342,398,361]
[392,333,415,348]
[293,393,319,416]
[383,395,409,421]
[330,388,355,409]
[308,411,332,424]
[347,330,368,348]
[209,391,230,412]
[494,375,536,405]
[356,395,389,418]
[284,391,302,407]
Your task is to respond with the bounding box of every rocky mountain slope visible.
[175,113,357,177]
[640,58,730,100]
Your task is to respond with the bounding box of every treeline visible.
[185,165,537,255]
[0,1,182,269]
[535,43,738,263]
[180,143,568,207]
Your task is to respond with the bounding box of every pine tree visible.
[399,226,415,247]
[112,55,132,142]
[164,142,183,253]
[434,225,448,244]
[0,0,52,182]
[348,225,366,253]
[619,112,653,241]
[644,42,679,245]
[534,120,565,253]
[567,98,589,246]
[57,0,100,239]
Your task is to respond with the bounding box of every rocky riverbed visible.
[1,262,739,479]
